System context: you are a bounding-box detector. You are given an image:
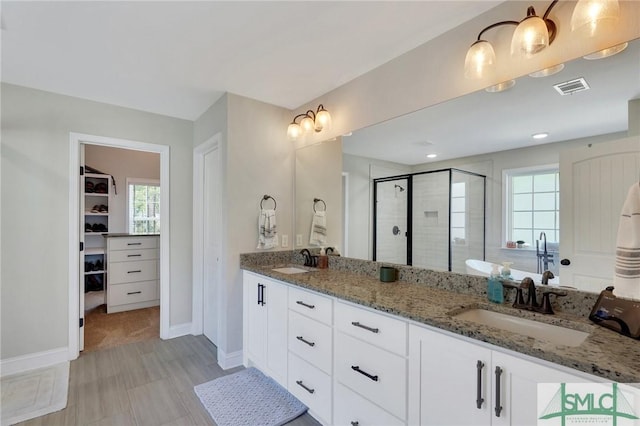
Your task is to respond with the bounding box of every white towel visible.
[309,211,327,246]
[257,209,277,249]
[613,182,640,299]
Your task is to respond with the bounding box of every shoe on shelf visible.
[85,181,94,193]
[90,205,100,213]
[84,261,94,272]
[94,182,108,194]
[98,205,108,213]
[95,259,103,270]
[85,223,93,232]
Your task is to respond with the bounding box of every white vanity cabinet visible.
[242,272,288,386]
[408,325,592,426]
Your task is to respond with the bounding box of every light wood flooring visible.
[18,335,320,426]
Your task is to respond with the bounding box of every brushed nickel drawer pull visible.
[127,291,142,295]
[296,301,315,309]
[351,321,379,333]
[127,242,142,246]
[351,365,378,382]
[296,380,315,394]
[128,270,142,273]
[296,336,316,347]
[127,254,142,257]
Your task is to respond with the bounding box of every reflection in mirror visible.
[295,39,640,298]
[295,138,343,252]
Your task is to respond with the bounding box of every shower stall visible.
[373,168,485,273]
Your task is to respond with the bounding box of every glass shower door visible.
[374,178,408,264]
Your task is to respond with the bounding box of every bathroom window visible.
[127,178,160,234]
[451,182,466,244]
[504,166,559,247]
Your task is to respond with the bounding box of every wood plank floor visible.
[18,335,320,426]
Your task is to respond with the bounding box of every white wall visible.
[85,145,160,234]
[1,83,193,359]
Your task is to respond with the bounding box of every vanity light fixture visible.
[287,104,332,141]
[464,0,620,80]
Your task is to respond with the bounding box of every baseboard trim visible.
[217,348,243,370]
[0,347,68,378]
[165,322,193,339]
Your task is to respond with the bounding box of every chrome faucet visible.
[536,232,554,273]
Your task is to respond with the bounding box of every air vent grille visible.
[553,78,590,96]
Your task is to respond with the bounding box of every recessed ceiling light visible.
[426,154,437,158]
[532,132,549,140]
[342,132,353,137]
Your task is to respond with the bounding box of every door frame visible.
[68,132,170,360]
[191,134,223,342]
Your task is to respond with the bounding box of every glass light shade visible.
[300,115,315,133]
[571,0,620,37]
[511,16,549,57]
[464,40,495,80]
[287,122,302,141]
[315,109,332,132]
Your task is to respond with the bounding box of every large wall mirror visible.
[294,38,640,299]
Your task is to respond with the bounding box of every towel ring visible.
[261,194,277,210]
[313,198,326,213]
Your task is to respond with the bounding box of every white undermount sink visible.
[271,267,310,274]
[453,309,589,347]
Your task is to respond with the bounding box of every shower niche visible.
[373,168,485,273]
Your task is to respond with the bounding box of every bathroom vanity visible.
[241,253,639,426]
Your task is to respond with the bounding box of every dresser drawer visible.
[108,248,158,263]
[109,280,157,306]
[335,332,407,420]
[288,311,332,374]
[336,301,407,356]
[334,382,404,426]
[108,237,158,251]
[109,259,158,284]
[288,353,332,424]
[288,286,332,326]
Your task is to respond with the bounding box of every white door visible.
[559,136,640,293]
[203,145,221,344]
[79,143,86,351]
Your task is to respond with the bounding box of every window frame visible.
[126,177,161,235]
[502,164,559,249]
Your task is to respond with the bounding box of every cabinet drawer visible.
[288,311,332,374]
[288,286,332,326]
[335,301,407,356]
[108,248,158,263]
[108,237,158,251]
[109,259,158,284]
[288,353,332,424]
[334,382,404,426]
[335,332,407,420]
[109,280,157,306]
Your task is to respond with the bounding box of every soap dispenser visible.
[501,262,513,280]
[488,264,504,304]
[317,247,329,269]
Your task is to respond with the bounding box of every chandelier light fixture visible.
[464,0,620,80]
[287,104,332,141]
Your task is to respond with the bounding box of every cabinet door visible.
[491,351,590,426]
[266,279,288,386]
[409,325,491,426]
[244,274,267,367]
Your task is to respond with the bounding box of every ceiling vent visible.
[553,77,590,96]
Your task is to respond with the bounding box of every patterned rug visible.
[194,368,307,426]
[83,304,159,352]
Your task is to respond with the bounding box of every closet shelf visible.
[85,247,105,255]
[85,270,105,275]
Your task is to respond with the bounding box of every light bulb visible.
[464,40,495,79]
[300,115,315,133]
[287,122,302,141]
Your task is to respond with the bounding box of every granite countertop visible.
[242,263,640,383]
[102,233,160,238]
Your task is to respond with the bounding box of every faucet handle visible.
[539,290,567,314]
[502,281,525,307]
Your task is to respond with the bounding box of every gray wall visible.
[1,83,193,359]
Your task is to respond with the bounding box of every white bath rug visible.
[0,362,69,426]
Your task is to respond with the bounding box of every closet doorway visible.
[69,133,170,359]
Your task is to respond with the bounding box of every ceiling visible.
[1,1,502,121]
[343,38,640,165]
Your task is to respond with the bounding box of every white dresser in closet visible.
[105,235,159,313]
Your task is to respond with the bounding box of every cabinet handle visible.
[351,422,359,426]
[296,300,315,309]
[476,360,484,409]
[296,336,316,347]
[351,321,379,334]
[351,365,378,382]
[127,270,142,273]
[494,366,503,417]
[295,380,315,394]
[127,254,142,257]
[127,291,142,295]
[127,242,142,246]
[257,284,265,306]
